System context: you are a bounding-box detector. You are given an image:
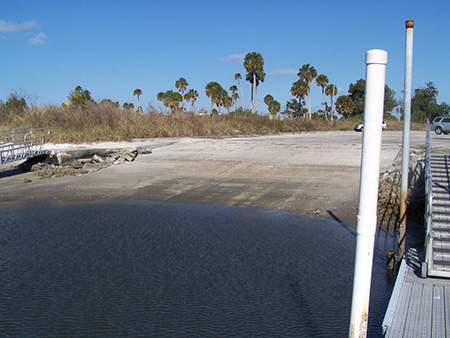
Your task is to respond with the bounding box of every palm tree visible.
[133,88,143,112]
[316,74,329,120]
[264,94,274,106]
[123,102,134,112]
[269,100,281,118]
[298,64,317,120]
[168,92,182,113]
[231,93,239,111]
[157,91,167,113]
[205,82,220,115]
[290,80,308,118]
[157,90,182,114]
[215,86,229,114]
[205,83,228,115]
[335,95,355,119]
[229,85,239,110]
[325,84,338,120]
[175,77,188,111]
[68,85,93,106]
[264,94,280,118]
[185,89,199,112]
[234,73,245,109]
[224,95,233,113]
[243,52,265,114]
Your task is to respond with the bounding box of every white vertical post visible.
[398,20,414,260]
[349,49,387,338]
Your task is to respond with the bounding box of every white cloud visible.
[267,69,297,76]
[0,20,39,33]
[0,20,47,45]
[218,54,245,63]
[28,32,48,45]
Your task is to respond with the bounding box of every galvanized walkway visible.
[424,153,450,278]
[0,127,49,165]
[382,125,450,337]
[383,248,450,337]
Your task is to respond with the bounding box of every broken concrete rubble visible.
[19,147,147,179]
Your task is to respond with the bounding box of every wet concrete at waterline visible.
[0,200,396,337]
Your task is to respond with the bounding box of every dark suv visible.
[431,116,450,135]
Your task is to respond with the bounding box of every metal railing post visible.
[398,20,415,260]
[349,49,387,338]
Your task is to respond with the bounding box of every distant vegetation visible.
[150,51,448,122]
[1,50,444,143]
[0,96,422,143]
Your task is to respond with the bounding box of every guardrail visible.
[422,120,433,277]
[0,127,50,165]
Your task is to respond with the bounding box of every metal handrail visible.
[423,121,433,276]
[0,127,50,165]
[0,127,49,144]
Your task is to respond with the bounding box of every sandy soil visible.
[0,131,427,226]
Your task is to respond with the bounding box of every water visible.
[0,200,395,337]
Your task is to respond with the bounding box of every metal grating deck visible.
[428,155,450,278]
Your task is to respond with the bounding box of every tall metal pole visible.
[398,20,414,261]
[349,49,387,338]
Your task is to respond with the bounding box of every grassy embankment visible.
[1,103,425,143]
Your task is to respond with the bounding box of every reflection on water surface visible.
[0,200,394,337]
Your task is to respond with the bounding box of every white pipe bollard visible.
[349,49,387,338]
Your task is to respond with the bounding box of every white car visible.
[354,121,387,132]
[431,116,450,135]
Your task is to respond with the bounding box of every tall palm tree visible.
[205,81,220,115]
[231,92,239,111]
[298,64,317,120]
[185,89,199,112]
[245,72,254,111]
[175,77,188,111]
[325,84,338,120]
[229,85,238,110]
[133,88,142,112]
[316,74,329,120]
[234,73,245,109]
[215,86,228,114]
[224,95,233,113]
[243,52,265,114]
[290,80,308,118]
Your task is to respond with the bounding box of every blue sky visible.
[1,1,449,116]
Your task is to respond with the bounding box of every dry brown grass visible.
[0,104,426,143]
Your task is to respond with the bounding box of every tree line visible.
[151,51,449,122]
[1,51,448,123]
[154,52,340,120]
